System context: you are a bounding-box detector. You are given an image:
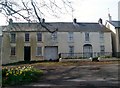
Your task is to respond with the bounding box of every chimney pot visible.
[98,18,102,24]
[42,18,45,23]
[9,18,13,25]
[108,13,112,21]
[73,18,77,23]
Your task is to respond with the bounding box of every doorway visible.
[24,46,31,62]
[83,44,93,58]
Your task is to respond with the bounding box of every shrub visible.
[2,65,43,86]
[92,57,99,62]
[100,55,112,58]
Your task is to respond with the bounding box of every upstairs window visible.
[99,32,104,43]
[11,47,16,56]
[25,33,29,42]
[68,32,74,42]
[85,32,89,41]
[37,32,42,42]
[51,32,57,41]
[10,33,16,43]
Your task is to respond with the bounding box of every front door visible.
[83,44,93,58]
[24,46,31,62]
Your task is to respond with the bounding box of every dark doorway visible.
[24,46,31,62]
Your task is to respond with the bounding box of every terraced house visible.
[1,18,112,64]
[105,20,120,57]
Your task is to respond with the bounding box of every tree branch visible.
[31,0,57,33]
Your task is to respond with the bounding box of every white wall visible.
[44,32,112,54]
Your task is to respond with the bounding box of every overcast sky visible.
[0,0,119,26]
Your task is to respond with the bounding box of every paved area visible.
[24,64,119,88]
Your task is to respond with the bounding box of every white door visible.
[44,46,58,60]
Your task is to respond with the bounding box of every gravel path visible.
[23,64,119,88]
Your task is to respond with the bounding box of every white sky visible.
[0,0,119,26]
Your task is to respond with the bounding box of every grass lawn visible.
[2,60,120,70]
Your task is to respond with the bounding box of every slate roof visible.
[108,21,120,28]
[3,22,111,32]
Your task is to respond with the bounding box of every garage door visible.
[44,46,58,60]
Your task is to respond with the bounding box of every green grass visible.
[2,65,43,87]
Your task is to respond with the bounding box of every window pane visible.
[37,32,42,41]
[36,47,42,56]
[85,32,89,41]
[100,45,105,52]
[69,46,74,56]
[51,32,57,41]
[68,32,73,42]
[11,47,16,55]
[99,32,104,43]
[11,33,16,43]
[25,33,29,42]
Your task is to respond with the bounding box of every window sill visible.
[84,41,91,43]
[10,42,16,43]
[36,55,43,57]
[24,41,30,43]
[10,55,16,57]
[37,41,43,43]
[68,41,74,43]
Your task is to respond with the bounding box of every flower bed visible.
[2,65,43,86]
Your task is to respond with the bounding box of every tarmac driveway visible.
[22,63,120,88]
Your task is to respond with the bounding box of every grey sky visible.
[0,0,119,26]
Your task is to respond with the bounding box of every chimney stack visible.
[98,18,103,25]
[73,18,77,23]
[9,18,13,25]
[108,13,112,21]
[42,18,45,23]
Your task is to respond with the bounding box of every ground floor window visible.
[100,45,105,55]
[11,47,16,56]
[36,47,42,56]
[69,46,74,56]
[100,45,105,52]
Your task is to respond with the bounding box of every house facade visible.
[105,21,120,57]
[0,26,4,64]
[1,19,112,64]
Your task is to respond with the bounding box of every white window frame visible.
[10,46,16,56]
[69,46,74,56]
[68,32,74,42]
[85,32,90,42]
[37,32,42,42]
[100,45,105,52]
[51,32,57,41]
[99,32,104,43]
[10,33,16,43]
[25,33,29,42]
[36,46,42,56]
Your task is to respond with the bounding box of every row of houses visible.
[0,18,120,64]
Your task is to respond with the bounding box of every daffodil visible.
[6,73,9,76]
